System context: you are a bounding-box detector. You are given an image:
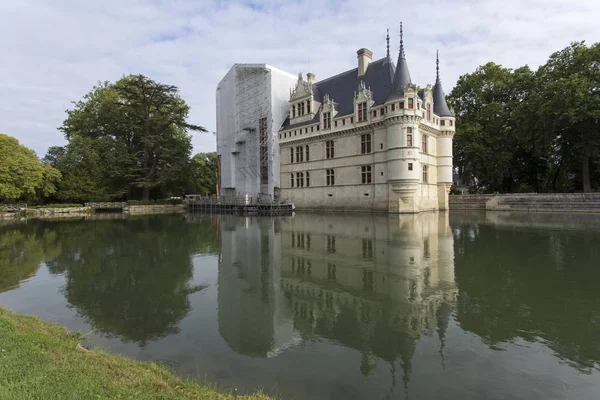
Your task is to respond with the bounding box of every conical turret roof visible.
[386,23,412,102]
[433,51,454,117]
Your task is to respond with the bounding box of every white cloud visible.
[1,0,599,157]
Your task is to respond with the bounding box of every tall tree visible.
[188,152,218,195]
[58,75,206,201]
[0,134,61,202]
[537,42,600,192]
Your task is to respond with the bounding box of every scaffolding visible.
[234,65,272,198]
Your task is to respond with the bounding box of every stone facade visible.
[277,28,455,213]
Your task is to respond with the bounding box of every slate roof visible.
[433,54,454,117]
[280,57,395,131]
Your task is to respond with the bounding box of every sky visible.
[1,0,599,158]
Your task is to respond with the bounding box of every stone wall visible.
[23,207,93,216]
[124,204,186,214]
[450,193,600,212]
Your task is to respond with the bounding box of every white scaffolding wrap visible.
[216,64,296,200]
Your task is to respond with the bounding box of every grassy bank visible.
[0,307,272,400]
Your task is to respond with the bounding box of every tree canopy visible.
[0,134,61,202]
[53,74,207,201]
[450,41,600,193]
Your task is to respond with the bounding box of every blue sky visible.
[1,0,599,157]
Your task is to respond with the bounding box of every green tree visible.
[536,42,600,192]
[57,75,206,201]
[0,134,61,202]
[188,152,218,195]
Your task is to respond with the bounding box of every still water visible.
[1,211,600,399]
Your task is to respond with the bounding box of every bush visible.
[0,206,8,213]
[32,204,84,209]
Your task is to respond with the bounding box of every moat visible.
[1,211,600,400]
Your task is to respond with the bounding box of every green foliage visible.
[31,204,84,209]
[188,152,218,195]
[0,206,8,213]
[450,41,600,193]
[0,134,62,201]
[52,74,206,202]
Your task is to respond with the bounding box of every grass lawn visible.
[0,307,273,400]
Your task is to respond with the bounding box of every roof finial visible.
[386,28,390,60]
[436,50,440,83]
[399,22,405,58]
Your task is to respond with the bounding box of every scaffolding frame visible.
[234,65,272,195]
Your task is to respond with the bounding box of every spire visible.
[432,51,453,117]
[386,22,412,102]
[436,50,440,83]
[386,28,390,60]
[399,22,405,58]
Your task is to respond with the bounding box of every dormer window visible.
[292,105,296,118]
[299,102,305,116]
[391,104,395,111]
[323,112,331,129]
[357,102,367,122]
[408,98,414,109]
[399,102,404,109]
[307,100,311,113]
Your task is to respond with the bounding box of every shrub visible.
[32,204,84,209]
[0,206,8,213]
[127,199,183,206]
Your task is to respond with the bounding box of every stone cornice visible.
[280,122,379,145]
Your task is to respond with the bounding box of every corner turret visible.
[432,51,453,117]
[386,22,412,102]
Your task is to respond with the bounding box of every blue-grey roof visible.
[433,53,453,117]
[386,50,412,102]
[280,57,395,131]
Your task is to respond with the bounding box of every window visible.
[317,125,320,131]
[326,140,334,159]
[350,116,354,123]
[361,165,372,184]
[408,163,413,171]
[380,108,384,116]
[427,103,431,121]
[407,127,413,133]
[362,239,373,259]
[323,112,331,129]
[422,165,428,183]
[305,145,310,161]
[407,134,413,147]
[292,105,296,118]
[450,120,453,126]
[291,173,294,187]
[305,128,308,134]
[307,100,311,113]
[361,134,372,154]
[380,143,383,149]
[327,263,336,281]
[306,171,310,187]
[399,102,404,109]
[296,172,304,187]
[417,102,420,109]
[327,236,336,253]
[391,103,395,111]
[342,119,345,126]
[358,102,367,122]
[441,119,445,126]
[290,148,294,163]
[372,110,377,117]
[422,134,428,153]
[299,102,305,116]
[326,169,335,186]
[279,134,281,139]
[335,120,338,127]
[408,98,414,109]
[311,126,314,132]
[295,146,304,162]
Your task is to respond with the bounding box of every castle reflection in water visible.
[216,212,457,383]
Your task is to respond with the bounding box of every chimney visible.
[357,48,373,76]
[307,72,315,85]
